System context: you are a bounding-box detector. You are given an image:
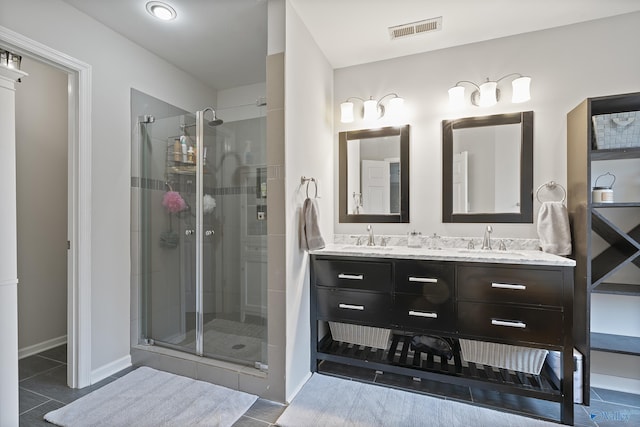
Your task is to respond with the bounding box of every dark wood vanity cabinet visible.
[313,259,393,327]
[310,254,576,425]
[393,260,455,332]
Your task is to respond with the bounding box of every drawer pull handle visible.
[338,274,364,280]
[491,282,526,290]
[491,319,526,328]
[409,277,438,283]
[339,303,364,311]
[409,310,438,318]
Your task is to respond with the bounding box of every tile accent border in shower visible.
[131,176,256,196]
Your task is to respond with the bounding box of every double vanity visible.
[309,243,576,425]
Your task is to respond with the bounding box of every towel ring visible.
[301,176,318,198]
[535,181,566,203]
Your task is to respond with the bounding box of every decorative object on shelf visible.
[0,48,22,70]
[592,172,615,203]
[340,93,404,123]
[448,73,531,108]
[592,111,640,150]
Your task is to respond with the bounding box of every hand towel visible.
[300,198,325,251]
[537,201,572,255]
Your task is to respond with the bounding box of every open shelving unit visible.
[567,92,640,404]
[316,333,564,402]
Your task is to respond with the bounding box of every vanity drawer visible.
[316,288,391,326]
[395,260,454,300]
[313,259,392,292]
[392,294,455,332]
[458,302,562,345]
[457,265,563,307]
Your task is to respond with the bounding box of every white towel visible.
[537,201,572,255]
[300,198,325,251]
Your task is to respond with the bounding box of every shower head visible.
[208,117,223,127]
[201,107,224,127]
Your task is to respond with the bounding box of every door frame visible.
[0,26,92,388]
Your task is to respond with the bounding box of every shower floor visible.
[166,314,266,364]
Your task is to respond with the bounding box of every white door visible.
[453,151,469,213]
[361,160,390,214]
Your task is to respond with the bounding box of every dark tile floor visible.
[18,345,640,426]
[18,345,285,426]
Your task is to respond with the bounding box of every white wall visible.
[334,12,640,241]
[15,57,68,354]
[0,0,217,379]
[334,12,640,393]
[285,0,334,401]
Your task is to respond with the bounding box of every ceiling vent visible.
[389,17,442,40]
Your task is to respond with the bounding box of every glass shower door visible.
[139,105,267,367]
[140,113,198,355]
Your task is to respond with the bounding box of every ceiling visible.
[61,0,640,91]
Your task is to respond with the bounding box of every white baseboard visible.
[591,373,640,394]
[91,354,132,384]
[19,335,67,360]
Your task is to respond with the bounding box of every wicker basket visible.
[592,111,640,150]
[328,322,391,349]
[459,339,548,375]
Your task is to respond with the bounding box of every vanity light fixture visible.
[146,1,177,21]
[340,93,404,123]
[448,73,531,108]
[0,49,22,70]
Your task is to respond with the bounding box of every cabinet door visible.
[316,288,391,326]
[313,259,392,291]
[458,265,563,307]
[458,302,562,345]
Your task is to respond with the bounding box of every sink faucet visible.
[367,224,375,246]
[482,225,493,250]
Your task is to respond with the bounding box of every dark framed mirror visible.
[442,111,533,223]
[339,125,410,223]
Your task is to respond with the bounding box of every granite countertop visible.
[310,243,576,267]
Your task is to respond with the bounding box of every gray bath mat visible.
[44,367,257,426]
[277,373,558,427]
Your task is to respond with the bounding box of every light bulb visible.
[479,81,498,107]
[512,76,531,103]
[448,86,465,108]
[363,99,379,121]
[340,101,355,123]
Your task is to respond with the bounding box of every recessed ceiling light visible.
[146,1,177,21]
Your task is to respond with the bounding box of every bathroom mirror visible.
[339,125,410,223]
[442,111,533,223]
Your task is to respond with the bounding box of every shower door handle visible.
[185,229,195,236]
[205,230,215,237]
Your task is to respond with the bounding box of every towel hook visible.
[301,176,318,198]
[535,181,566,203]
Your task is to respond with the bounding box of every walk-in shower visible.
[134,95,267,368]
